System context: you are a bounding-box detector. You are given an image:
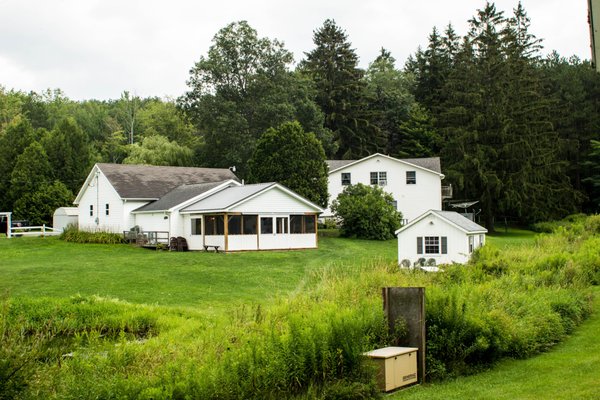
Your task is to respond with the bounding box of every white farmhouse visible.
[325,153,451,223]
[395,210,487,266]
[74,163,322,251]
[74,163,238,233]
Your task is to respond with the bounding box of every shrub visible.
[331,183,401,240]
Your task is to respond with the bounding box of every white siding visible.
[134,213,169,233]
[235,188,318,214]
[228,235,259,251]
[77,168,129,232]
[326,155,443,222]
[397,213,483,265]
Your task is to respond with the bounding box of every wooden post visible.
[224,213,228,252]
[382,287,426,383]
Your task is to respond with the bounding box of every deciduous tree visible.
[247,121,328,207]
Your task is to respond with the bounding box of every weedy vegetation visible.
[0,215,598,399]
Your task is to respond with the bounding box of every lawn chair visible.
[169,237,178,251]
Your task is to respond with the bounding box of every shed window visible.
[105,203,110,216]
[205,215,224,235]
[290,215,316,234]
[419,236,448,255]
[261,217,273,234]
[341,173,351,185]
[425,236,439,254]
[191,218,202,235]
[89,205,93,217]
[406,171,416,184]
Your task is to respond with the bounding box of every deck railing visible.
[442,184,453,199]
[123,231,170,246]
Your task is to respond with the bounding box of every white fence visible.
[8,224,61,238]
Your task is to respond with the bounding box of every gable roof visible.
[75,163,239,203]
[326,153,442,175]
[395,210,487,235]
[181,183,323,214]
[132,180,235,213]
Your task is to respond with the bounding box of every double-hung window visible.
[370,171,387,186]
[406,171,416,184]
[341,172,351,186]
[417,236,447,255]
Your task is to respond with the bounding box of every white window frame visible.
[370,171,387,186]
[341,172,351,186]
[406,170,416,184]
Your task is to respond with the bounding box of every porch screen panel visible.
[290,215,303,234]
[304,215,316,233]
[243,215,257,234]
[205,215,224,235]
[228,215,242,235]
[261,217,273,234]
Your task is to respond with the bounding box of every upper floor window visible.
[370,171,387,186]
[406,171,416,184]
[341,172,351,186]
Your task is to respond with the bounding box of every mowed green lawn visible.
[0,228,535,313]
[393,286,600,400]
[0,234,397,312]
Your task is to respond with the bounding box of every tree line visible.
[0,1,599,228]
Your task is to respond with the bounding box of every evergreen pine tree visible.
[301,19,382,159]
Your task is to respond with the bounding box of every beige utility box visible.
[363,346,418,392]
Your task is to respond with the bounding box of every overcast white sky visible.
[0,0,591,100]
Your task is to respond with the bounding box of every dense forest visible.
[1,2,599,228]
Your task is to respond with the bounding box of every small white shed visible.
[395,210,487,267]
[53,207,79,231]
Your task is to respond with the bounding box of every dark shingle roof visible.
[97,163,238,199]
[326,160,355,170]
[401,157,441,174]
[326,155,442,174]
[133,181,230,212]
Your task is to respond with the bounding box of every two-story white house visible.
[325,153,450,223]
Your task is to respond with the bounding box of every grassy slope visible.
[0,235,397,313]
[393,287,600,400]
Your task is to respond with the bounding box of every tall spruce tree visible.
[438,2,578,229]
[300,19,382,159]
[365,48,418,156]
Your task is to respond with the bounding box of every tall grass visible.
[2,215,599,399]
[59,226,126,244]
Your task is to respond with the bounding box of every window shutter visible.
[441,236,447,254]
[417,237,423,254]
